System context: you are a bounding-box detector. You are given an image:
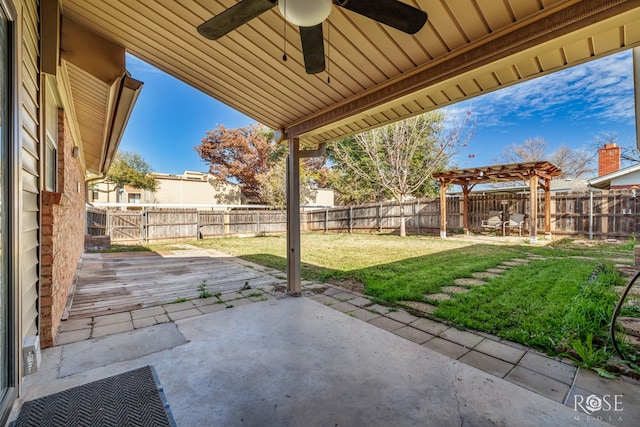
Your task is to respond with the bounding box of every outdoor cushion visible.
[481,210,503,230]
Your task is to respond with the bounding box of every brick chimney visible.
[598,143,621,176]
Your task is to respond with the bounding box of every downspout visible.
[299,142,326,159]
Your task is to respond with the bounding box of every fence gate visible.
[108,211,142,242]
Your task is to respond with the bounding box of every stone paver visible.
[197,303,228,314]
[92,321,134,338]
[367,316,405,332]
[154,314,170,324]
[398,301,437,314]
[393,326,434,344]
[59,318,92,332]
[454,278,486,286]
[410,318,450,335]
[192,297,221,307]
[472,272,501,279]
[505,366,571,403]
[367,304,392,315]
[93,312,132,327]
[501,261,524,267]
[133,316,158,329]
[327,301,355,313]
[347,296,373,307]
[386,310,418,324]
[322,287,344,296]
[331,292,356,301]
[247,293,272,302]
[424,293,452,301]
[441,286,469,294]
[55,329,91,345]
[303,283,328,291]
[225,298,254,308]
[486,268,507,274]
[518,352,576,385]
[474,339,527,364]
[350,308,381,322]
[167,308,202,321]
[439,327,485,348]
[163,301,196,313]
[218,293,243,302]
[130,305,166,319]
[574,368,640,399]
[459,350,515,378]
[308,294,336,305]
[422,337,470,359]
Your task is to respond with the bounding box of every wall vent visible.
[22,336,41,376]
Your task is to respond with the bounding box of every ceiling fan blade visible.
[197,0,277,40]
[335,0,428,34]
[299,24,326,74]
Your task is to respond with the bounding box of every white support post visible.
[286,138,302,295]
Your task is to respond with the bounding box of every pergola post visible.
[542,179,552,238]
[462,184,471,234]
[529,174,539,243]
[439,181,448,238]
[286,138,301,295]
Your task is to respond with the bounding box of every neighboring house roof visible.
[446,178,589,195]
[588,163,640,189]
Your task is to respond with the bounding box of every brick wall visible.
[598,143,621,176]
[40,109,86,347]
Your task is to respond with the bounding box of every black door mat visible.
[12,365,176,426]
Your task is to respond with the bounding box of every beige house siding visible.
[153,173,242,205]
[90,171,334,207]
[20,0,40,341]
[90,171,244,206]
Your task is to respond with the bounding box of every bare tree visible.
[592,130,640,165]
[333,110,474,237]
[496,137,595,179]
[550,145,596,178]
[494,137,548,164]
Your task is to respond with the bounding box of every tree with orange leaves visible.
[195,124,272,202]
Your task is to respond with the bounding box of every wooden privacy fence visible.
[86,189,640,243]
[88,208,288,243]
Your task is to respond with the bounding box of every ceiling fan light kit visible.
[278,0,333,27]
[197,0,428,74]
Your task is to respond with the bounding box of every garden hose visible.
[610,269,640,361]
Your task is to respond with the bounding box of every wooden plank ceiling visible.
[61,0,640,149]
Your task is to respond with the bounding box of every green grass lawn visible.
[161,233,638,375]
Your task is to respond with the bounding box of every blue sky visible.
[119,50,637,174]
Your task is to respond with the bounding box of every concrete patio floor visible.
[10,249,640,426]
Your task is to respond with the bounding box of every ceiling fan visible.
[197,0,428,75]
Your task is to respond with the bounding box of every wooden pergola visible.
[433,162,561,242]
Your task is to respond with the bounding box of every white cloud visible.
[448,50,635,129]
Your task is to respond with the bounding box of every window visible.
[91,189,99,201]
[128,193,141,204]
[43,82,58,192]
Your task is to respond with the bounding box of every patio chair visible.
[504,213,525,236]
[481,210,503,233]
